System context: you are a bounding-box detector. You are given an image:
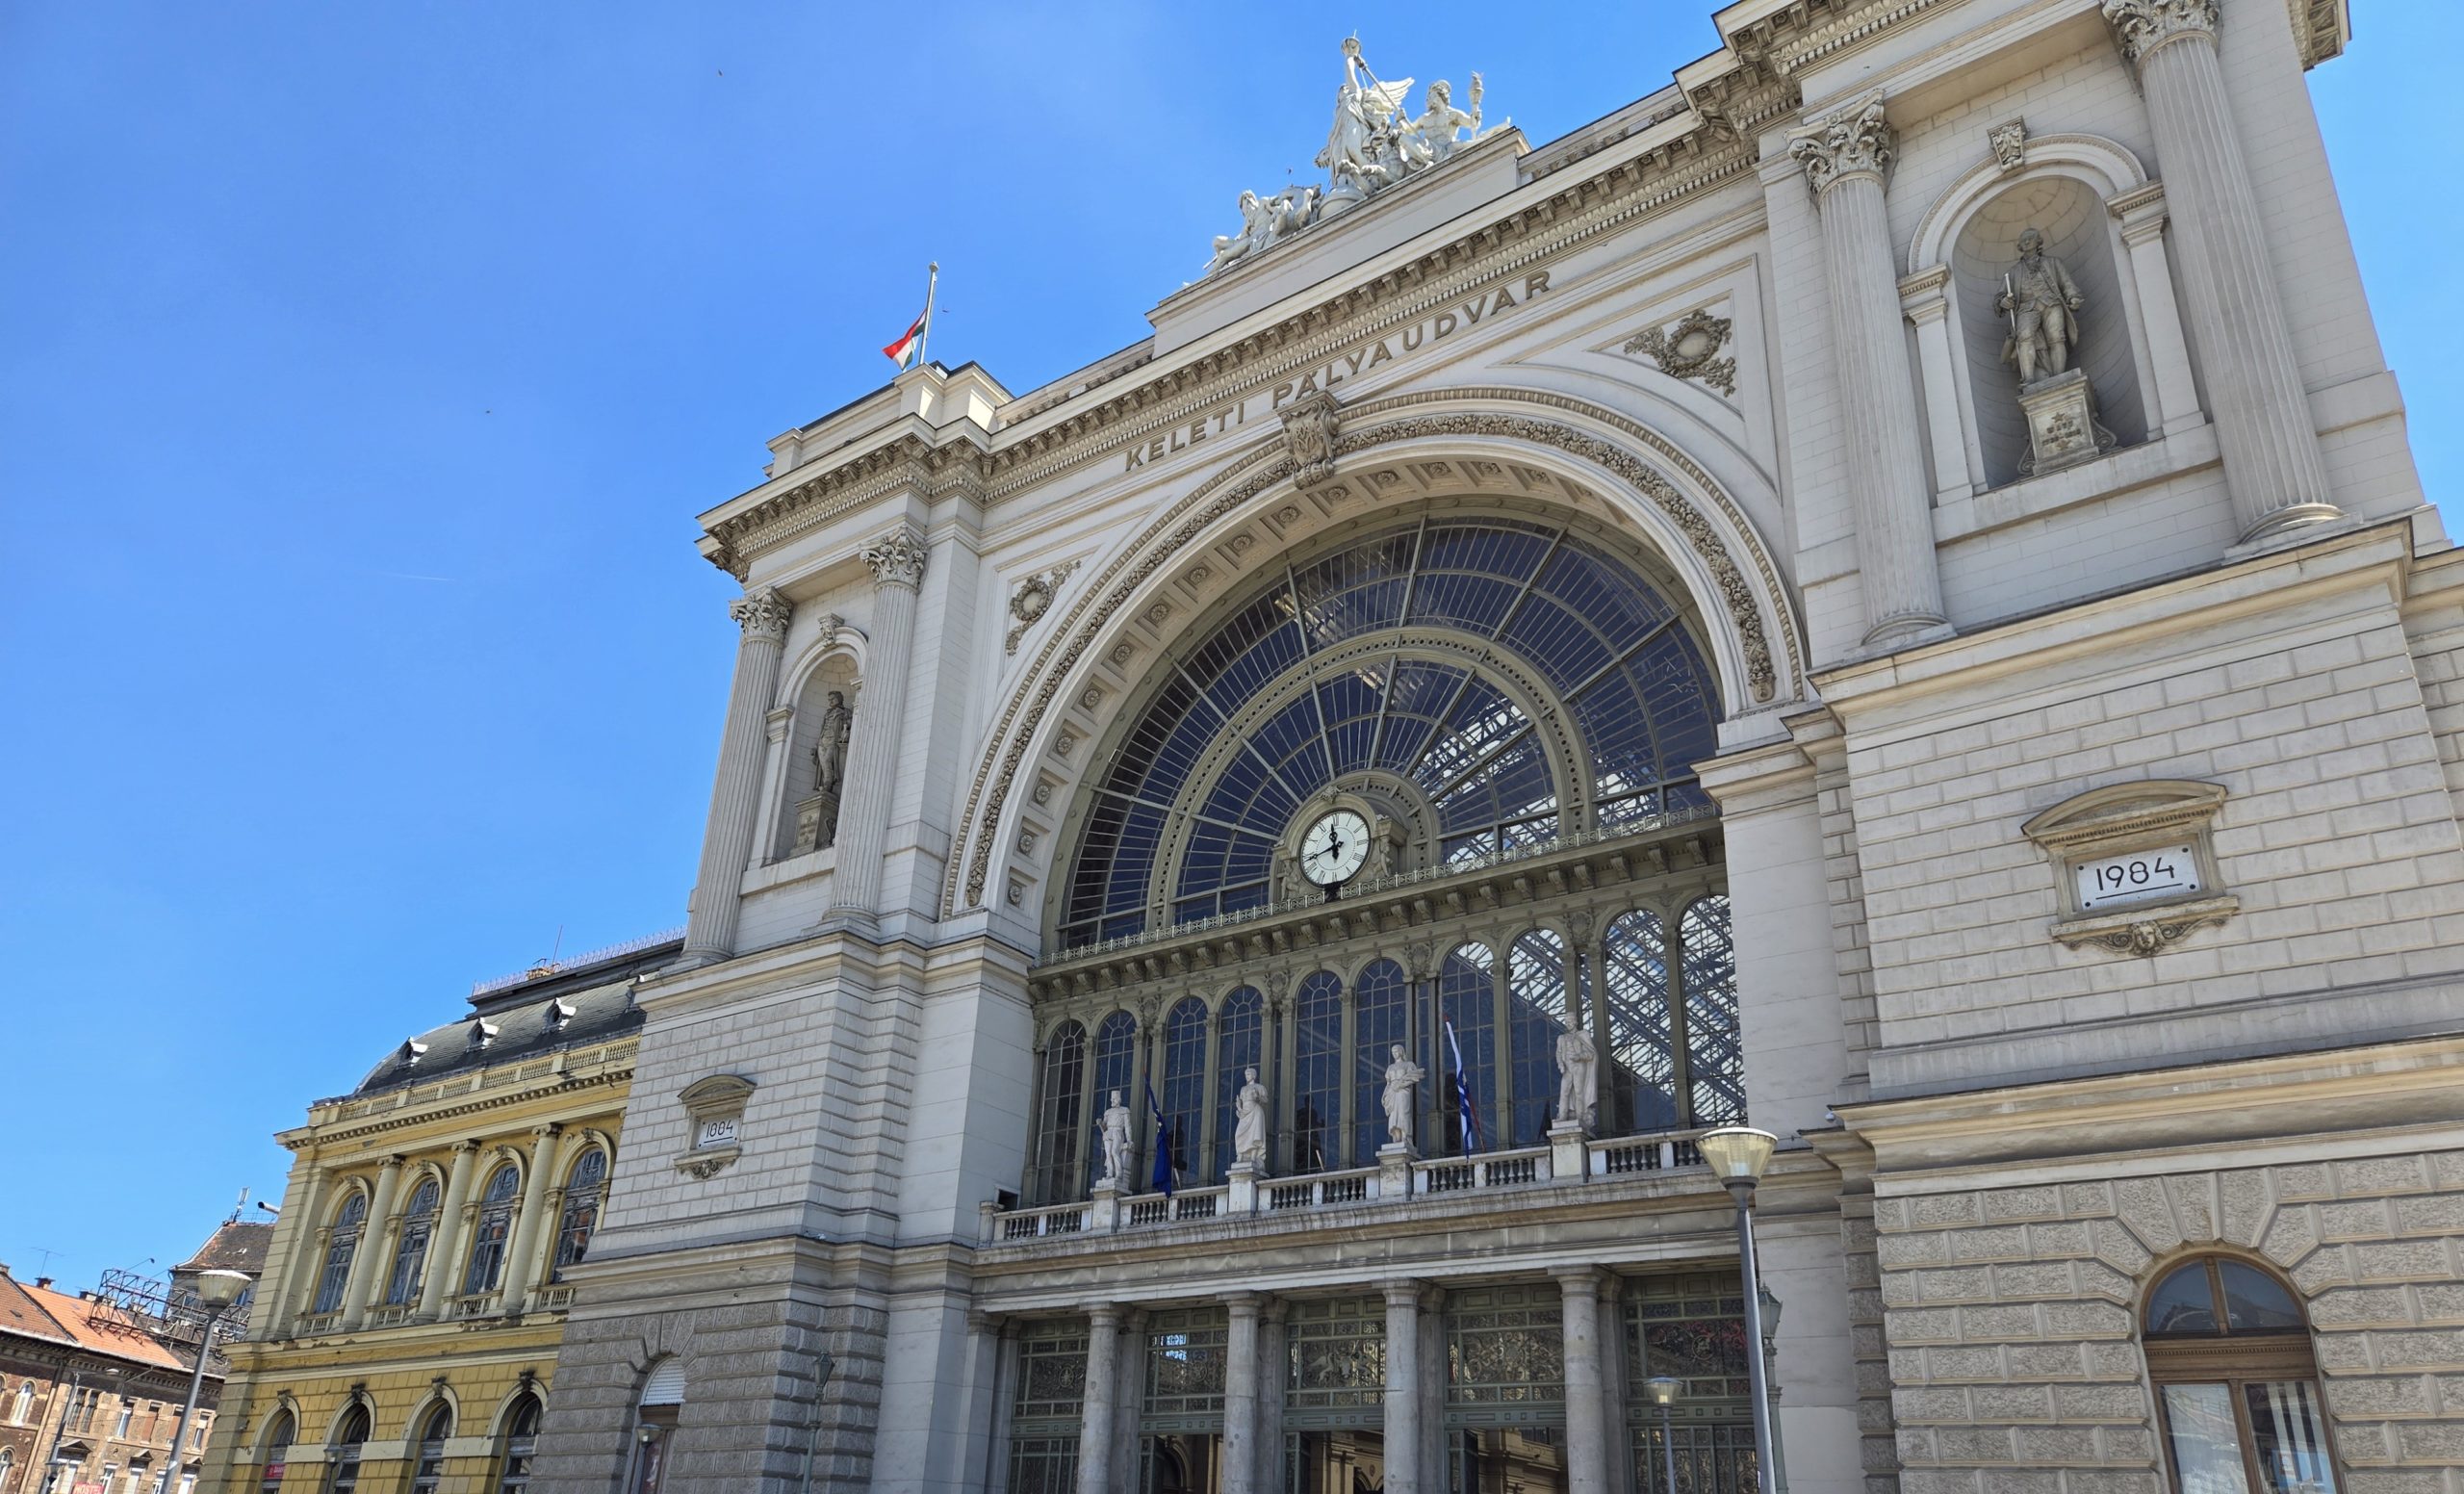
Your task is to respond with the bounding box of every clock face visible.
[1298,809,1373,887]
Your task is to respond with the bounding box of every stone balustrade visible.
[979,1126,1709,1246]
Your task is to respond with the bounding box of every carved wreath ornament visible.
[1623,309,1736,397]
[1006,559,1082,656]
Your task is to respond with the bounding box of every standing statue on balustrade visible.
[1232,1068,1270,1170]
[1381,1043,1425,1146]
[1098,1091,1134,1187]
[1554,1027,1598,1135]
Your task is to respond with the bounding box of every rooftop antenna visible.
[225,1187,249,1224]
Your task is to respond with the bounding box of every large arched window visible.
[495,1393,542,1494]
[1086,1013,1139,1193]
[408,1404,452,1494]
[1157,997,1209,1189]
[1679,897,1745,1126]
[1291,971,1344,1174]
[323,1404,370,1494]
[385,1178,442,1305]
[1350,960,1409,1165]
[553,1148,609,1278]
[255,1410,295,1494]
[1032,1021,1088,1203]
[310,1193,368,1316]
[1601,910,1678,1134]
[1507,930,1572,1146]
[2143,1256,2337,1491]
[1060,520,1723,949]
[1438,943,1498,1155]
[1209,989,1264,1183]
[462,1164,523,1297]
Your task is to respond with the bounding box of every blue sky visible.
[1,2,2455,1291]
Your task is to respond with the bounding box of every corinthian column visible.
[682,585,794,962]
[340,1155,403,1330]
[1790,92,1949,648]
[826,526,927,921]
[498,1123,564,1311]
[415,1141,478,1321]
[2104,0,2339,542]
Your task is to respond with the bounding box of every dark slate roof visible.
[175,1222,272,1275]
[345,936,679,1097]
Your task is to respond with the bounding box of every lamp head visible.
[1697,1126,1778,1185]
[1642,1375,1681,1407]
[195,1269,252,1310]
[1759,1284,1784,1335]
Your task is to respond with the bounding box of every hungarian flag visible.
[882,307,928,369]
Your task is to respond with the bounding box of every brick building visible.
[0,1268,221,1494]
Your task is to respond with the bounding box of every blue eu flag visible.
[1145,1082,1174,1198]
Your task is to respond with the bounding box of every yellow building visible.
[200,934,676,1493]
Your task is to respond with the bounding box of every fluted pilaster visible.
[1791,91,1949,648]
[682,586,793,962]
[2106,0,2338,540]
[827,527,928,920]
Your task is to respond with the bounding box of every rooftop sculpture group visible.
[1207,38,1506,276]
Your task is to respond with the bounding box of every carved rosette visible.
[1789,92,1895,194]
[1280,391,1342,487]
[2102,0,2220,68]
[728,585,793,643]
[861,527,930,590]
[1005,559,1084,656]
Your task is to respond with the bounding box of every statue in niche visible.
[811,690,853,797]
[1098,1090,1133,1187]
[1997,226,2086,386]
[1232,1067,1270,1170]
[1554,1027,1598,1134]
[1380,1043,1424,1146]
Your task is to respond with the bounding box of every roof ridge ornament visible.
[1204,37,1508,279]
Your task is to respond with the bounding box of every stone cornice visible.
[291,1047,635,1151]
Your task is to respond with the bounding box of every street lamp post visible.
[1698,1126,1781,1494]
[153,1269,251,1494]
[1641,1375,1681,1493]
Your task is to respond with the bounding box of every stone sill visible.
[743,847,834,896]
[2047,892,2239,956]
[1935,422,2221,548]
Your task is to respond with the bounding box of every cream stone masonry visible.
[517,3,2459,1492]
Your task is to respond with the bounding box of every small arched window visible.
[0,1446,14,1493]
[2143,1256,2338,1491]
[495,1394,542,1494]
[323,1404,370,1494]
[552,1149,609,1279]
[385,1179,443,1305]
[310,1192,369,1316]
[10,1379,31,1425]
[408,1404,452,1494]
[257,1409,295,1494]
[462,1164,523,1297]
[631,1359,683,1494]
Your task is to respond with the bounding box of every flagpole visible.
[916,262,940,370]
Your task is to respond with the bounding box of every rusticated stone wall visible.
[1877,1146,2464,1493]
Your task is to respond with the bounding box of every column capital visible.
[1219,1291,1268,1316]
[1551,1264,1607,1298]
[860,526,930,590]
[729,585,793,642]
[530,1122,564,1142]
[449,1139,481,1156]
[1789,91,1894,194]
[375,1154,406,1172]
[1084,1301,1125,1327]
[1381,1278,1428,1309]
[2102,0,2219,69]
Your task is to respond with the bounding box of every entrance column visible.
[1259,1300,1289,1494]
[1555,1268,1611,1494]
[1382,1280,1425,1494]
[1222,1293,1265,1494]
[1074,1303,1125,1494]
[681,585,792,962]
[826,526,928,921]
[2103,0,2341,542]
[1788,91,1949,649]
